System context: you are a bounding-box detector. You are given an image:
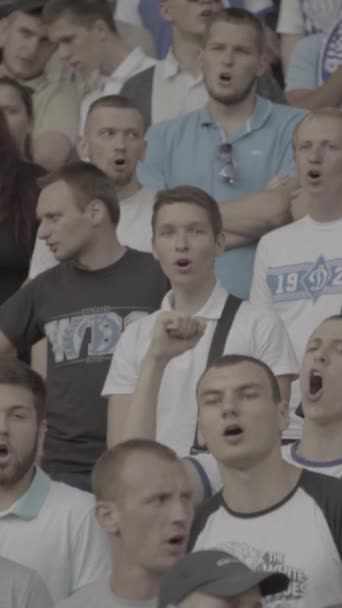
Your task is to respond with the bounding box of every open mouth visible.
[223,424,243,438]
[113,158,127,168]
[175,259,191,270]
[165,534,186,551]
[219,73,232,84]
[309,369,323,398]
[0,445,10,463]
[307,169,321,182]
[200,9,212,17]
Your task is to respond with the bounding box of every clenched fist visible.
[147,312,206,362]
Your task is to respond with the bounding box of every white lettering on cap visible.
[216,557,240,567]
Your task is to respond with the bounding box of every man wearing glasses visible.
[138,7,307,300]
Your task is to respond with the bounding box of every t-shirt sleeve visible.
[286,35,320,92]
[26,571,53,608]
[29,237,59,279]
[137,123,168,190]
[250,236,274,308]
[274,108,308,178]
[276,0,304,34]
[101,320,142,397]
[301,470,342,561]
[0,280,43,350]
[250,306,299,377]
[185,453,223,497]
[71,504,112,593]
[34,82,80,144]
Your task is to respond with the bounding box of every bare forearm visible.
[286,69,342,110]
[224,231,255,250]
[219,190,292,240]
[122,354,168,441]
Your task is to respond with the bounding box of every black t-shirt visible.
[0,248,169,473]
[0,162,44,306]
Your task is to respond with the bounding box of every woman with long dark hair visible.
[0,106,44,305]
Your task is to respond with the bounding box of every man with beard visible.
[0,356,112,603]
[29,94,155,278]
[138,7,307,299]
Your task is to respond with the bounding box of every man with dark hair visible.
[190,354,342,607]
[0,0,80,170]
[55,439,194,608]
[0,356,111,603]
[29,94,155,278]
[0,161,168,490]
[103,185,298,503]
[138,7,307,300]
[42,0,155,134]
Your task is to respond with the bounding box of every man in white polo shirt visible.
[103,185,298,467]
[0,356,111,603]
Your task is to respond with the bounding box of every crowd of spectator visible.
[0,1,342,607]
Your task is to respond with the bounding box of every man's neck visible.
[171,275,216,315]
[74,231,126,271]
[172,28,203,77]
[221,449,301,513]
[110,553,159,602]
[208,92,257,137]
[309,195,342,223]
[0,468,34,512]
[116,177,142,201]
[99,34,131,76]
[299,418,342,462]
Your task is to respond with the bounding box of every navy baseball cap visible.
[158,550,290,608]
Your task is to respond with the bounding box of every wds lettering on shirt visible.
[266,255,342,303]
[45,309,147,363]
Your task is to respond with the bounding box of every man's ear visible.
[278,400,290,434]
[215,231,226,257]
[160,0,172,22]
[77,136,90,161]
[86,198,106,224]
[36,419,47,465]
[96,500,120,535]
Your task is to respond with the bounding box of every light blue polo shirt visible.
[0,467,50,520]
[286,34,323,92]
[138,96,306,298]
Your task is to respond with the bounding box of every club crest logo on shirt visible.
[266,255,342,303]
[318,19,342,85]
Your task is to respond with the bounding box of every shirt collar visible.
[200,95,273,137]
[106,47,149,83]
[161,281,228,321]
[160,50,203,83]
[0,467,50,521]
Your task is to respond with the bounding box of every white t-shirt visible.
[56,578,157,608]
[28,186,155,279]
[0,468,111,603]
[102,282,298,457]
[250,215,342,438]
[282,442,342,478]
[0,557,53,608]
[79,48,156,134]
[191,469,342,608]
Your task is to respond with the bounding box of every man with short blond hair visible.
[55,439,194,608]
